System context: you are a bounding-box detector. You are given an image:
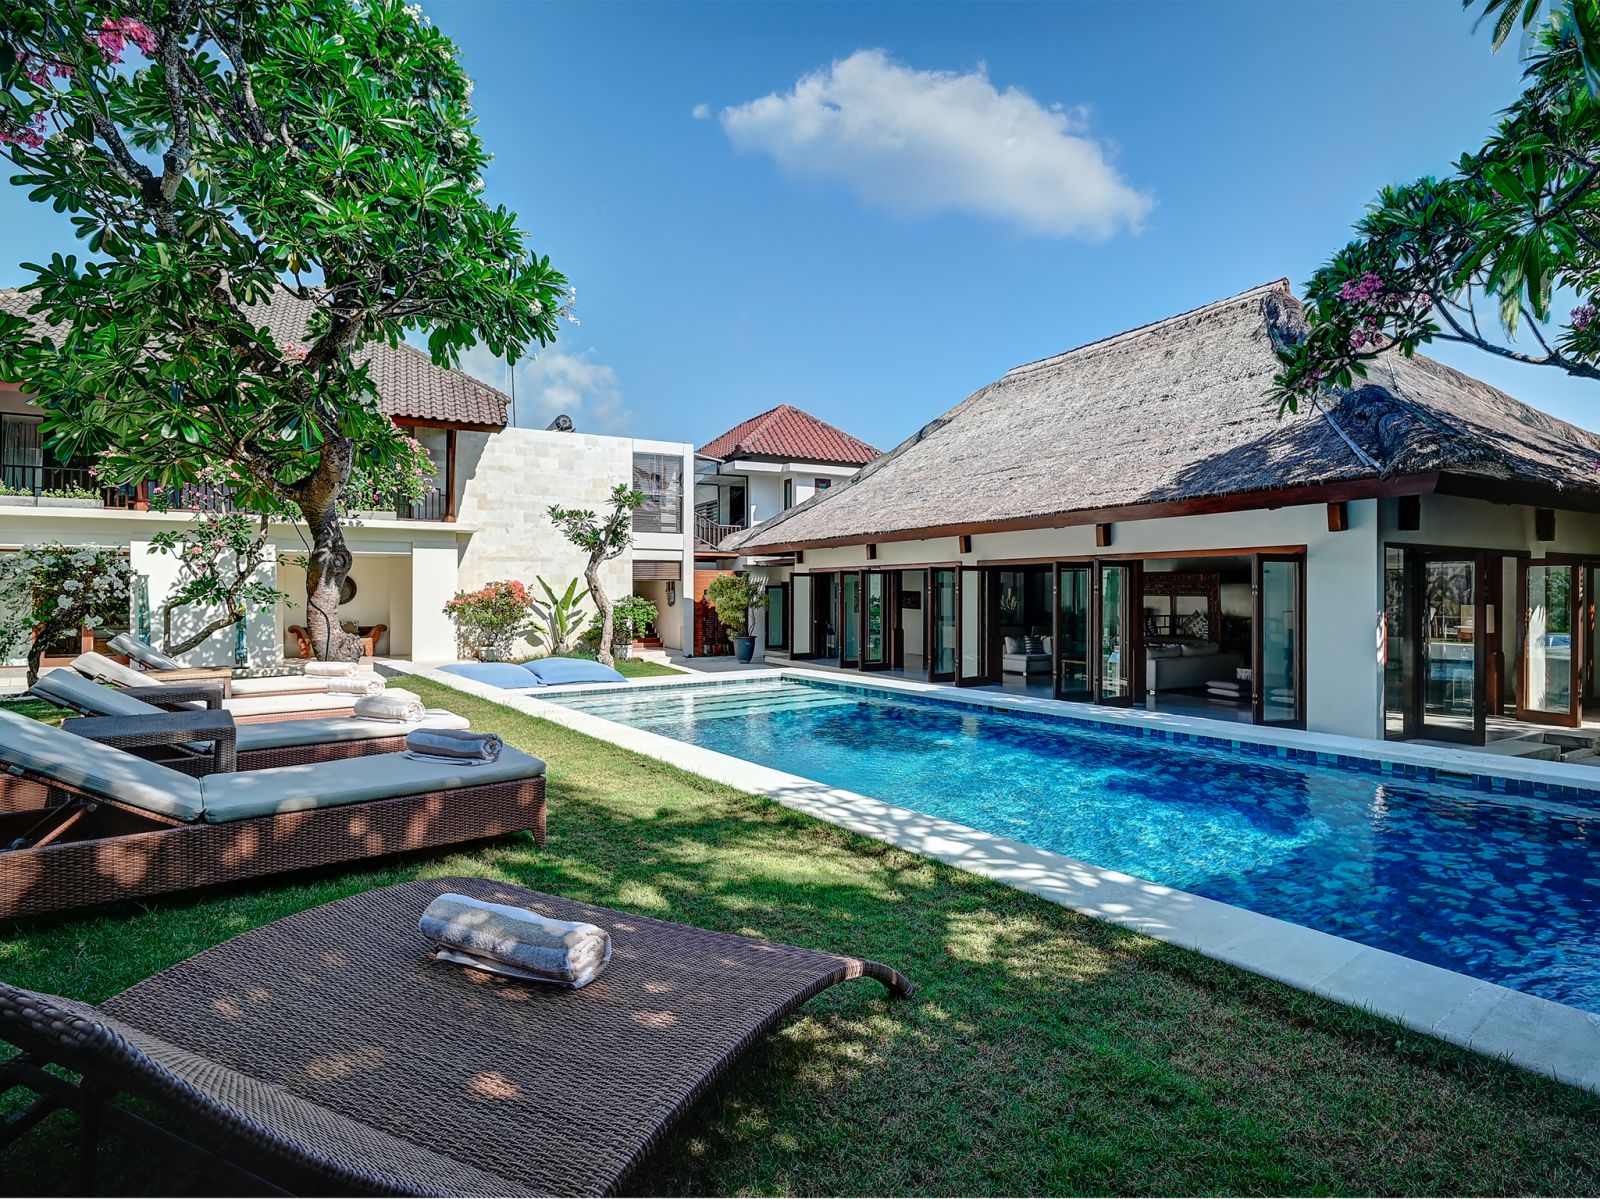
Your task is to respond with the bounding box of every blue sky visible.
[2,0,1592,452]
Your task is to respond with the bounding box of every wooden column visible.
[444,428,458,523]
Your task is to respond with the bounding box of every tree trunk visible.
[587,557,615,667]
[298,439,363,662]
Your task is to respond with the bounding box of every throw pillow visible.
[1004,636,1025,655]
[1177,610,1209,639]
[1024,635,1046,654]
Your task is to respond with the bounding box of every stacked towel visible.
[406,726,502,763]
[1206,679,1245,700]
[326,672,387,697]
[419,892,612,988]
[354,689,426,723]
[304,660,359,678]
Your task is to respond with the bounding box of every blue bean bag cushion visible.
[438,662,543,688]
[523,656,626,686]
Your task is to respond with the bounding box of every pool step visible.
[568,686,856,727]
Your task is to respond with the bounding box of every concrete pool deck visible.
[391,662,1600,1095]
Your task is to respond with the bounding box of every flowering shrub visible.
[0,544,132,683]
[342,436,439,518]
[443,580,537,658]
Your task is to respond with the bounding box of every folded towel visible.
[303,660,359,678]
[1206,681,1243,695]
[326,672,387,697]
[354,689,426,723]
[419,893,612,988]
[406,726,502,761]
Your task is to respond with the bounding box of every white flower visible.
[55,594,72,609]
[450,130,468,147]
[402,2,422,15]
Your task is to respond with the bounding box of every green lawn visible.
[3,675,1599,1195]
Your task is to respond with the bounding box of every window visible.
[632,453,683,534]
[783,478,794,510]
[814,478,831,493]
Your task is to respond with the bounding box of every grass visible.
[0,695,74,726]
[4,675,1600,1194]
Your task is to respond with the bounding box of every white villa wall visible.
[717,460,859,528]
[776,500,1385,739]
[454,427,695,653]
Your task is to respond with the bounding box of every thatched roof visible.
[0,287,510,429]
[728,280,1600,552]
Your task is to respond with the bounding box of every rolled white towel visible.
[325,672,386,697]
[303,660,359,678]
[354,689,426,723]
[419,893,612,988]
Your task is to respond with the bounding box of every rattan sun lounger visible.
[0,710,546,920]
[0,877,913,1196]
[35,669,470,774]
[70,655,361,722]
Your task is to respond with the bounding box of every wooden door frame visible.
[1251,552,1307,729]
[1515,557,1584,728]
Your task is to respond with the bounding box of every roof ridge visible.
[1002,278,1293,381]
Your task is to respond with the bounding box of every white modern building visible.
[0,289,696,672]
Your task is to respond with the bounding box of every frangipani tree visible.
[0,0,569,660]
[1272,1,1600,413]
[548,485,643,668]
[0,543,131,683]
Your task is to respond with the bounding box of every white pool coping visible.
[392,662,1600,1094]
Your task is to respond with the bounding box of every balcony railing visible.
[695,510,746,549]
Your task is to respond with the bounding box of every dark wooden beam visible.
[794,550,804,564]
[1095,523,1112,548]
[866,543,877,560]
[1536,507,1556,542]
[444,428,458,523]
[958,535,973,554]
[1326,501,1348,533]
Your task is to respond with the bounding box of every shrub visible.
[705,572,768,639]
[443,580,537,658]
[583,593,659,647]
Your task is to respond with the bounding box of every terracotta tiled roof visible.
[698,403,878,466]
[0,287,510,429]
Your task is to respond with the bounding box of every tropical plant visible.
[531,575,587,656]
[548,484,644,667]
[705,572,769,640]
[442,579,537,659]
[148,513,287,655]
[0,543,131,683]
[582,593,657,649]
[0,0,570,661]
[1272,1,1600,413]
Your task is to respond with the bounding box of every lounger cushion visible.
[232,709,470,752]
[523,657,626,686]
[0,706,203,821]
[438,661,542,688]
[223,692,357,719]
[34,669,163,718]
[198,745,547,823]
[72,651,155,690]
[107,633,184,671]
[228,674,331,697]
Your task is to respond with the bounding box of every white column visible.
[679,443,697,655]
[410,543,460,662]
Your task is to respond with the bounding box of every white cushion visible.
[72,651,153,690]
[223,693,356,718]
[233,710,469,752]
[199,745,547,823]
[34,669,161,718]
[108,633,183,671]
[0,705,202,821]
[229,675,330,696]
[1003,636,1025,654]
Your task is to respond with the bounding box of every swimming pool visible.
[550,677,1600,1015]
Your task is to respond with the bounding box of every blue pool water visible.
[551,678,1600,1013]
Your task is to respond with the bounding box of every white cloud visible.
[691,102,711,120]
[457,343,630,433]
[717,49,1152,238]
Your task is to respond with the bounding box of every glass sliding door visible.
[1383,547,1416,740]
[1518,560,1581,726]
[813,574,839,661]
[899,570,927,674]
[1420,555,1484,742]
[1255,555,1304,727]
[841,572,861,666]
[1096,562,1136,704]
[765,583,788,652]
[1055,564,1092,701]
[862,571,888,670]
[958,568,993,685]
[931,569,957,682]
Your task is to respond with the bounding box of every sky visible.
[2,0,1592,453]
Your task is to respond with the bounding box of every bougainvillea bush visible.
[0,543,132,683]
[443,580,537,659]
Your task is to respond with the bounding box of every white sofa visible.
[1145,643,1242,693]
[1002,635,1053,675]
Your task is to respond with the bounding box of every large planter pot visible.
[479,645,504,662]
[734,636,756,663]
[615,642,632,662]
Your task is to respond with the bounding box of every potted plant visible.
[442,580,537,661]
[581,593,658,661]
[705,572,769,664]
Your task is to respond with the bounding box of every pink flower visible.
[1339,271,1387,305]
[1572,304,1596,332]
[90,17,157,64]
